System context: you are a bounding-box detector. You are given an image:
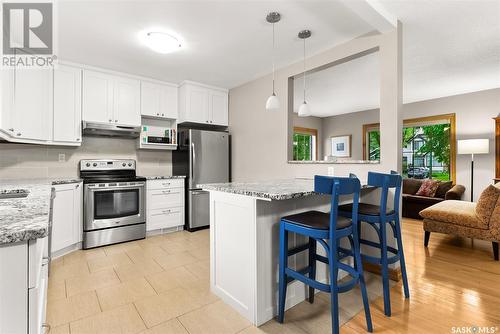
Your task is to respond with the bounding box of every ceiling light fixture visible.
[142,31,182,54]
[298,29,311,117]
[265,12,281,112]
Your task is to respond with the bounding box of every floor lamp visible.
[457,139,490,201]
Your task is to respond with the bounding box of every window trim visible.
[362,113,456,183]
[293,127,318,161]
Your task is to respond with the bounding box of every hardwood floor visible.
[343,218,500,333]
[46,218,500,333]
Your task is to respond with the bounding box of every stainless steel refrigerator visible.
[172,128,230,231]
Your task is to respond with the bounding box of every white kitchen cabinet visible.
[0,237,48,334]
[0,68,53,141]
[83,70,141,127]
[51,182,83,254]
[209,89,229,126]
[178,81,228,126]
[53,65,82,145]
[141,81,178,119]
[82,70,114,124]
[146,179,185,231]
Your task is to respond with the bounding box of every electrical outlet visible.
[58,154,65,162]
[327,166,335,176]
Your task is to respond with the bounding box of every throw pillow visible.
[435,181,453,198]
[475,185,500,224]
[415,179,440,197]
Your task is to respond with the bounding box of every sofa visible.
[402,178,465,219]
[420,183,500,260]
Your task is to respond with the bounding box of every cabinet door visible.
[0,68,15,134]
[113,77,141,126]
[82,70,114,124]
[52,183,82,253]
[12,68,52,141]
[161,85,178,119]
[141,81,162,117]
[53,65,82,144]
[187,85,209,124]
[209,90,228,126]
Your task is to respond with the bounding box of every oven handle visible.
[86,184,145,191]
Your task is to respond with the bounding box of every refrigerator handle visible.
[191,142,196,181]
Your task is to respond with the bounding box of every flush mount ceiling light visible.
[298,29,311,117]
[265,12,281,112]
[142,31,182,54]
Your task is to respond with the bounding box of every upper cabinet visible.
[1,68,53,142]
[0,65,82,146]
[179,81,228,126]
[82,70,141,127]
[141,81,178,119]
[53,65,82,144]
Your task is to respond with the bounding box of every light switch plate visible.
[58,154,65,162]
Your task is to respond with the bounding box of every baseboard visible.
[362,261,402,282]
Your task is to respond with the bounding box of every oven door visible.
[84,182,145,231]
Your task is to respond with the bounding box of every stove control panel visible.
[80,159,136,171]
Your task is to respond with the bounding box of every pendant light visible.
[265,12,281,111]
[298,30,311,117]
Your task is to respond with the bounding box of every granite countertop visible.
[0,179,53,244]
[144,175,186,180]
[200,178,372,201]
[51,178,82,185]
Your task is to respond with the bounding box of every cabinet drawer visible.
[147,179,184,190]
[147,207,183,230]
[29,259,48,334]
[148,188,183,209]
[28,237,47,289]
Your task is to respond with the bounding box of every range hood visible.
[83,122,141,138]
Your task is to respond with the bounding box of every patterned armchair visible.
[419,183,500,260]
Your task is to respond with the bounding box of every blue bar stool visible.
[277,175,373,334]
[339,171,410,317]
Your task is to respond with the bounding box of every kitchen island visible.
[201,178,381,326]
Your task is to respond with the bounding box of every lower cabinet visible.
[146,179,185,231]
[0,236,48,334]
[52,182,83,254]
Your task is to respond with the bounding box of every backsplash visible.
[0,136,172,180]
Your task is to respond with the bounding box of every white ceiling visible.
[380,0,500,103]
[56,0,500,103]
[56,1,372,88]
[293,51,380,117]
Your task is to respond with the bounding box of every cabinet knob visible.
[161,113,164,116]
[210,121,212,123]
[156,113,159,116]
[109,119,112,122]
[75,184,80,188]
[115,120,118,123]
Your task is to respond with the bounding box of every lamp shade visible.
[457,139,489,154]
[298,102,311,117]
[265,94,280,111]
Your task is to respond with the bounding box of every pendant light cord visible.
[272,22,276,94]
[303,37,306,103]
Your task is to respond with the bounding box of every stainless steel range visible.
[80,159,146,249]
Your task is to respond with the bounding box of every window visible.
[362,123,380,161]
[363,113,456,182]
[293,127,318,161]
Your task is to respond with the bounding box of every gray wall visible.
[0,137,172,179]
[322,109,380,160]
[402,88,500,201]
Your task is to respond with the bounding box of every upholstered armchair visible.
[419,183,500,260]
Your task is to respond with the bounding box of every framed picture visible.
[330,135,351,157]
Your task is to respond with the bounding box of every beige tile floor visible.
[47,229,384,334]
